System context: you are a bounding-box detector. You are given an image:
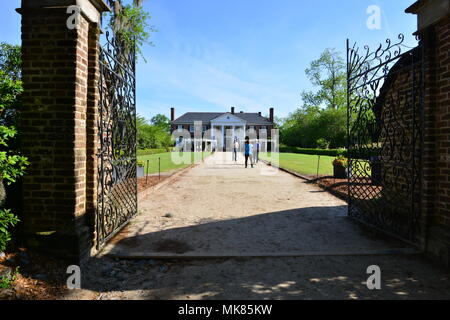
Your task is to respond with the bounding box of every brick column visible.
[85,22,103,257]
[407,0,450,266]
[18,0,109,263]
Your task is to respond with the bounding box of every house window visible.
[260,126,267,130]
[248,126,255,130]
[189,125,195,133]
[203,125,207,132]
[177,125,183,131]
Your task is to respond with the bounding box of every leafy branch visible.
[106,0,156,61]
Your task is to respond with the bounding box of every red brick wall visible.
[19,7,95,261]
[420,15,450,264]
[433,17,450,228]
[85,23,101,251]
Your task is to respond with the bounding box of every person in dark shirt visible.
[244,136,254,168]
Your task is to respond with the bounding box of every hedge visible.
[137,148,169,156]
[279,145,346,157]
[279,145,381,159]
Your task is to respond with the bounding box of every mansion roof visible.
[172,112,274,126]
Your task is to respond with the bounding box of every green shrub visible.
[279,144,347,157]
[0,43,29,253]
[0,266,19,289]
[137,160,145,167]
[279,144,381,160]
[316,138,330,149]
[136,115,173,150]
[0,209,19,252]
[332,154,349,168]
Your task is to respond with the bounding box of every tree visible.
[150,114,170,132]
[105,0,156,60]
[280,48,348,149]
[136,114,172,150]
[0,43,21,81]
[280,104,347,149]
[302,48,346,110]
[0,43,28,252]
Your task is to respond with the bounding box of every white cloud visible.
[137,40,300,117]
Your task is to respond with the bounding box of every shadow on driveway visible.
[104,205,411,258]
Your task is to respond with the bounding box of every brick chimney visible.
[171,107,175,122]
[269,107,274,123]
[231,107,235,114]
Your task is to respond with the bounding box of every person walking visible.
[233,138,239,162]
[244,136,254,168]
[254,140,260,163]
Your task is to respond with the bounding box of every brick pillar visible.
[18,0,109,263]
[406,0,450,266]
[86,23,101,257]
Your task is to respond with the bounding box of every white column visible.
[211,126,215,150]
[221,125,225,150]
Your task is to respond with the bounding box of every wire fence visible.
[259,152,335,178]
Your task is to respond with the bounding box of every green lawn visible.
[259,152,335,176]
[137,152,211,174]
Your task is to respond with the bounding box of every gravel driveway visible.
[71,152,449,300]
[102,152,410,257]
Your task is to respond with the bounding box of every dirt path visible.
[102,152,410,257]
[73,152,449,300]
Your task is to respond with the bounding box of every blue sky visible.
[1,0,418,119]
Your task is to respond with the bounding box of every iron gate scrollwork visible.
[97,31,137,249]
[346,34,423,244]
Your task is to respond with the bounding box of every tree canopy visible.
[150,114,170,132]
[105,0,155,60]
[137,114,172,150]
[0,43,28,252]
[280,48,347,149]
[302,48,346,110]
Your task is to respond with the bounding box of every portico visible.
[210,114,247,150]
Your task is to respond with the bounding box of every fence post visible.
[146,159,149,185]
[159,157,161,181]
[316,155,321,179]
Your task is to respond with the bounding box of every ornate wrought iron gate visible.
[346,34,423,244]
[96,32,137,249]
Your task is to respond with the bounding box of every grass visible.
[137,152,211,174]
[259,152,335,176]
